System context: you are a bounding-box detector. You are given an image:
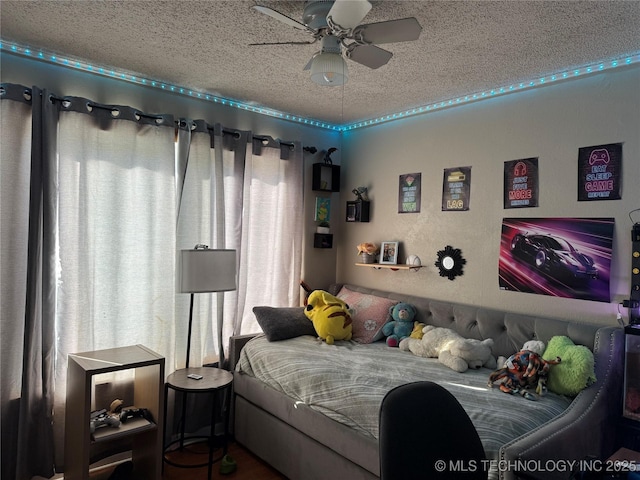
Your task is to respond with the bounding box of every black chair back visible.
[379,381,487,480]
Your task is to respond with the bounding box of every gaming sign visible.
[398,173,421,213]
[577,143,622,201]
[504,157,539,209]
[442,166,471,211]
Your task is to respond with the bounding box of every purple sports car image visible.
[510,232,598,282]
[498,218,614,303]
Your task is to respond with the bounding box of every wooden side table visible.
[162,367,233,480]
[65,345,164,480]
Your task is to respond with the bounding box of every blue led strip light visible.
[342,53,640,131]
[2,39,638,132]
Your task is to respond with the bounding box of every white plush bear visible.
[399,325,496,373]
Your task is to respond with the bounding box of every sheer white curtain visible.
[175,122,248,369]
[176,127,304,361]
[52,105,177,462]
[233,140,304,336]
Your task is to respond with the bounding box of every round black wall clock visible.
[435,245,466,280]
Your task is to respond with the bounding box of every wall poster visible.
[398,173,421,213]
[498,217,614,303]
[577,143,622,201]
[442,166,471,211]
[314,197,330,222]
[504,158,538,209]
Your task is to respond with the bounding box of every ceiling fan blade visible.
[345,44,393,69]
[250,40,317,46]
[327,0,372,30]
[251,5,315,33]
[352,17,422,44]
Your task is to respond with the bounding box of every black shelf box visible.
[346,200,370,223]
[312,163,340,192]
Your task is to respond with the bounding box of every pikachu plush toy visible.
[304,290,352,345]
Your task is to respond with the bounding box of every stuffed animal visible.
[542,336,595,396]
[488,346,561,401]
[399,325,496,373]
[409,321,427,339]
[382,303,417,347]
[496,340,546,367]
[304,290,352,345]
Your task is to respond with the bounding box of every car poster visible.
[577,143,622,201]
[442,166,471,211]
[504,158,539,209]
[499,217,615,302]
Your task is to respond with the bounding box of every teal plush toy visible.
[382,303,417,347]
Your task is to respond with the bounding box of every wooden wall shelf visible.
[355,263,424,271]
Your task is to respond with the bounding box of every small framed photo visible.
[380,241,399,264]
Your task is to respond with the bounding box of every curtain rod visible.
[20,87,318,153]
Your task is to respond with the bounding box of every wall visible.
[338,65,640,325]
[1,52,341,297]
[4,53,639,322]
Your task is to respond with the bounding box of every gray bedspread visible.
[238,334,572,467]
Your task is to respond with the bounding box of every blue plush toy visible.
[382,303,417,347]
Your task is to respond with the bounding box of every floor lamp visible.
[180,245,237,369]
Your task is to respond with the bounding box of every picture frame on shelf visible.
[345,200,370,222]
[314,197,331,222]
[346,202,357,222]
[380,241,399,264]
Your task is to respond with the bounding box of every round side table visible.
[162,367,233,480]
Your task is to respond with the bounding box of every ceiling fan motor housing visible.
[321,35,341,54]
[302,1,333,30]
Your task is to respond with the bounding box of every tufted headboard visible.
[329,283,608,359]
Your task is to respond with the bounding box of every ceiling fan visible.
[251,0,422,86]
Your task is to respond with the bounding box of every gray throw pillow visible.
[253,306,317,341]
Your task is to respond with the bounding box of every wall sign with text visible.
[504,158,539,209]
[577,143,622,201]
[442,166,471,211]
[398,173,421,213]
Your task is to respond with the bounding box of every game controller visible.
[119,407,151,423]
[89,409,121,433]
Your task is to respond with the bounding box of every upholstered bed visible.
[230,284,624,480]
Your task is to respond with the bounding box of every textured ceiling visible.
[2,1,639,124]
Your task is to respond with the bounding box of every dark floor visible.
[162,440,287,480]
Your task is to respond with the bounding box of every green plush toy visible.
[542,336,596,396]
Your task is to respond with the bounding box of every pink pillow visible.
[337,287,397,344]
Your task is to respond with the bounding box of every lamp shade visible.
[310,52,348,86]
[328,0,372,30]
[179,249,236,293]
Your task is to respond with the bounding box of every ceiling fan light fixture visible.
[327,0,372,30]
[310,52,348,86]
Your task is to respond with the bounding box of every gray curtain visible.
[1,84,58,479]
